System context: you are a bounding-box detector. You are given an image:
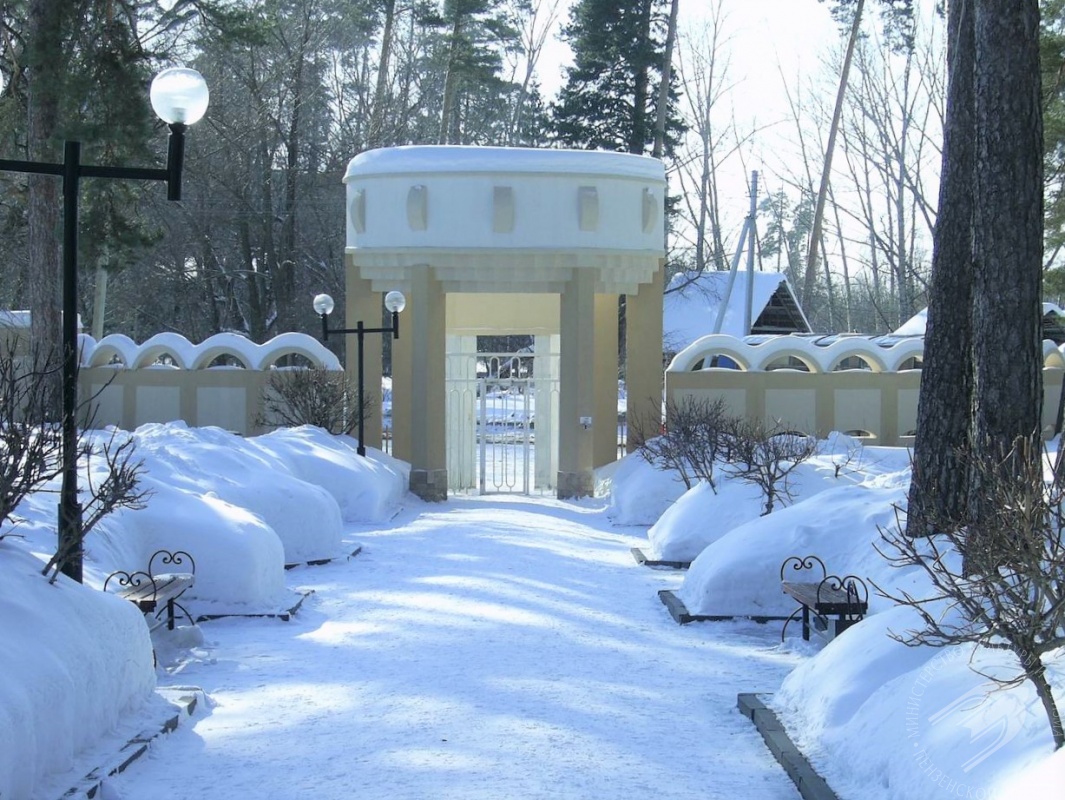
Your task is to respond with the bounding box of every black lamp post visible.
[0,67,209,583]
[313,290,406,456]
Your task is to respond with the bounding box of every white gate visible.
[446,337,560,494]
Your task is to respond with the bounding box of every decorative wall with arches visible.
[77,332,340,436]
[666,334,1065,444]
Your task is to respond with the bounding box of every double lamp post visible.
[0,67,209,583]
[313,290,405,457]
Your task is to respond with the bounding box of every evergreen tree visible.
[550,0,683,157]
[428,0,522,144]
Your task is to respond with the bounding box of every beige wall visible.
[81,367,272,435]
[61,332,344,437]
[666,363,1065,446]
[446,293,560,335]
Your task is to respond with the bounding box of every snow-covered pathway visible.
[108,495,801,799]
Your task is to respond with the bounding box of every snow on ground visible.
[0,423,407,798]
[3,423,1065,799]
[104,496,801,800]
[624,435,1065,798]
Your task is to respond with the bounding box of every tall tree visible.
[1039,0,1065,276]
[24,0,67,373]
[802,0,865,313]
[968,0,1044,520]
[801,0,918,320]
[434,0,520,144]
[551,0,682,157]
[672,4,744,276]
[907,0,975,534]
[908,0,1044,537]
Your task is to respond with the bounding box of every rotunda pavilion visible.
[342,145,666,501]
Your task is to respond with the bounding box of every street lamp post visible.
[0,67,209,583]
[313,291,406,456]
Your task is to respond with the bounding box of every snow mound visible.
[0,549,155,800]
[774,606,1065,799]
[250,426,408,522]
[644,433,900,562]
[599,451,687,525]
[133,422,344,565]
[677,477,910,618]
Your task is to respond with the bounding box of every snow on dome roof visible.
[345,145,666,183]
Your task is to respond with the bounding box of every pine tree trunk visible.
[652,0,679,160]
[628,0,653,155]
[368,0,397,149]
[439,16,463,145]
[969,0,1043,529]
[802,0,864,311]
[907,0,975,535]
[26,0,65,406]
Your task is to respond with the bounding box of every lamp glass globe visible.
[150,68,210,126]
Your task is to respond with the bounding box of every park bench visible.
[104,549,196,633]
[779,554,868,642]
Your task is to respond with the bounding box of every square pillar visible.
[593,294,619,468]
[445,334,478,491]
[534,334,560,490]
[395,265,448,501]
[557,269,597,498]
[624,262,665,452]
[346,260,384,451]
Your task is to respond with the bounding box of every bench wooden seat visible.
[104,550,196,632]
[780,555,868,641]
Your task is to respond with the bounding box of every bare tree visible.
[0,344,63,530]
[259,368,371,436]
[878,438,1065,749]
[672,5,747,276]
[838,19,940,328]
[0,340,148,578]
[631,395,734,491]
[40,429,150,583]
[503,0,561,144]
[724,419,818,515]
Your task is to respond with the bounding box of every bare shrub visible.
[723,418,817,515]
[0,346,64,533]
[631,396,733,490]
[0,340,148,577]
[41,429,151,582]
[876,436,1065,749]
[260,368,372,436]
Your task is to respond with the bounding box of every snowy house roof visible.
[894,304,1065,342]
[663,271,810,352]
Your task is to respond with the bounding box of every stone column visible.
[624,262,664,452]
[593,293,619,468]
[445,334,478,491]
[534,334,560,490]
[557,269,596,498]
[401,264,448,501]
[345,259,384,451]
